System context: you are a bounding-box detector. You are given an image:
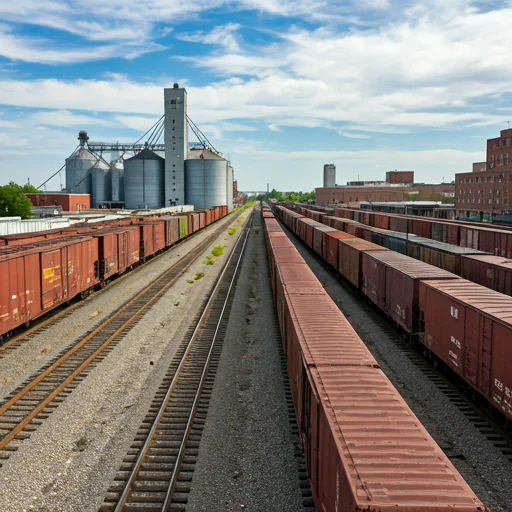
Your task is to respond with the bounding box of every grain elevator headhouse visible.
[164,84,188,206]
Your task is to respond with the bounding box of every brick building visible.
[455,128,512,215]
[316,184,454,206]
[386,170,414,184]
[26,193,91,212]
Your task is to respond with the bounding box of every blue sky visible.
[1,0,511,192]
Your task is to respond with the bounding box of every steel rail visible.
[112,219,251,511]
[0,211,246,452]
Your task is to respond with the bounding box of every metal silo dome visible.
[185,149,229,209]
[124,148,165,209]
[65,147,98,195]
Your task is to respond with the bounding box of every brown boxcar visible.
[162,217,180,247]
[305,365,485,512]
[312,225,336,257]
[338,238,388,288]
[461,254,512,295]
[322,231,355,269]
[0,236,99,338]
[419,279,512,421]
[361,251,458,334]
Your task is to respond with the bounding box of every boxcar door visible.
[463,308,479,388]
[118,232,127,271]
[480,316,493,397]
[41,249,63,310]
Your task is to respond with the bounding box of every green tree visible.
[0,184,33,219]
[8,181,39,193]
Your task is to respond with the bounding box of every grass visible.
[188,272,205,283]
[75,435,88,451]
[211,245,225,257]
[228,227,238,236]
[204,256,216,265]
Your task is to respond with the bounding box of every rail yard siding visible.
[274,201,512,426]
[0,206,228,340]
[262,204,488,512]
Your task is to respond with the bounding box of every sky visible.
[0,0,511,192]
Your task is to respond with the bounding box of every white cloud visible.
[0,24,164,64]
[28,110,114,127]
[177,23,241,51]
[338,131,372,139]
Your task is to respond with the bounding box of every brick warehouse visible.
[456,128,512,216]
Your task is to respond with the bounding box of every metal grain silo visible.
[227,163,234,211]
[111,167,125,202]
[124,148,165,209]
[65,148,98,195]
[91,167,112,207]
[185,149,228,209]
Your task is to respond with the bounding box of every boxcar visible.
[0,236,99,337]
[460,254,512,296]
[361,251,458,334]
[419,278,512,421]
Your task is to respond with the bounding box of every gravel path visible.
[0,212,240,400]
[279,219,512,512]
[186,208,306,512]
[0,211,252,512]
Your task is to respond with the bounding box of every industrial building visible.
[316,168,454,206]
[456,128,512,218]
[63,85,235,211]
[26,193,90,212]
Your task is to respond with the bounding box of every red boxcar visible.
[262,213,488,512]
[0,236,99,337]
[361,251,458,334]
[419,279,512,421]
[460,254,512,296]
[163,217,180,247]
[338,239,388,288]
[322,231,355,269]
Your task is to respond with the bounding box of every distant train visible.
[262,204,488,512]
[0,206,228,341]
[274,202,512,425]
[281,201,512,297]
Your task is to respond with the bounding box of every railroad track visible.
[0,211,246,461]
[100,217,251,511]
[0,211,241,356]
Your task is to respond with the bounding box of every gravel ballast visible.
[186,208,306,512]
[0,210,252,512]
[279,218,512,512]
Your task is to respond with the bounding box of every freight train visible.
[274,203,512,426]
[283,201,512,296]
[0,206,228,341]
[261,205,489,512]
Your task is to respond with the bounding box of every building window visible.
[505,155,509,166]
[478,199,481,204]
[173,120,175,123]
[476,177,480,183]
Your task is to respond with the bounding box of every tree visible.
[0,184,33,219]
[8,181,39,193]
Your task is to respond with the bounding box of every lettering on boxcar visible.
[495,378,504,391]
[43,268,55,279]
[450,306,458,319]
[450,336,461,349]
